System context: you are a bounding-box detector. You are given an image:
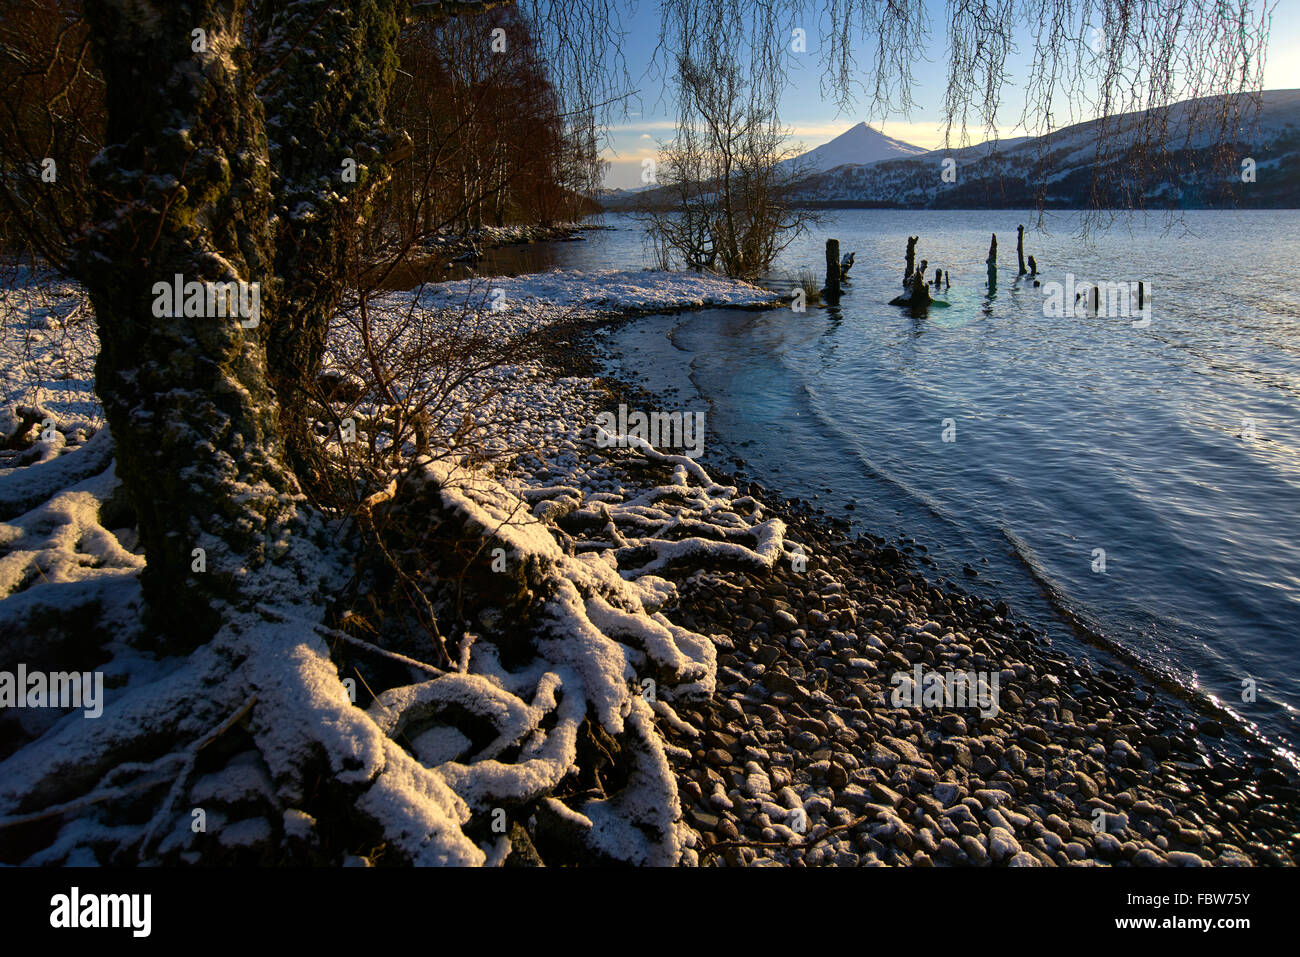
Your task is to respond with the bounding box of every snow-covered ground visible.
[0,269,134,622]
[1,266,776,522]
[0,265,785,866]
[0,267,101,441]
[413,268,782,313]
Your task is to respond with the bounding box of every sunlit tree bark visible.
[76,0,305,644]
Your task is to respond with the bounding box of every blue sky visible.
[598,0,1300,188]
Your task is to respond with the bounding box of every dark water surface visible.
[491,210,1300,761]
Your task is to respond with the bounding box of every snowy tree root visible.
[1,432,785,865]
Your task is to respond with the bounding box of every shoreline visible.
[3,263,1297,867]
[533,301,1300,866]
[373,223,608,289]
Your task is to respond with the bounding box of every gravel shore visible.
[535,309,1300,867]
[6,268,1293,868]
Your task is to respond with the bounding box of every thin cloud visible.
[606,120,679,133]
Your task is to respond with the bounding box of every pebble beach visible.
[526,302,1300,867]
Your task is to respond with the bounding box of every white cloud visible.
[606,120,679,133]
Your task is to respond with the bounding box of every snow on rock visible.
[410,725,473,766]
[987,825,1022,862]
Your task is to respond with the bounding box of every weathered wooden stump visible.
[987,233,998,291]
[1017,224,1027,275]
[890,272,933,308]
[825,238,841,297]
[905,236,918,287]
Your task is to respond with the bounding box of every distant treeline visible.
[374,4,606,247]
[0,1,605,260]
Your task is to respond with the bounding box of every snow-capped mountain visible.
[784,122,927,174]
[598,91,1300,211]
[787,90,1300,208]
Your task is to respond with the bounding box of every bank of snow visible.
[0,265,782,867]
[413,268,780,315]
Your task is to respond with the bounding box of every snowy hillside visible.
[788,90,1300,208]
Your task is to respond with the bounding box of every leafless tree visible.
[650,1,1271,231]
[642,53,814,278]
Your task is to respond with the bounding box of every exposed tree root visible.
[0,432,785,865]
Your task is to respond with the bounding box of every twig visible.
[317,621,447,678]
[137,695,259,860]
[254,603,447,677]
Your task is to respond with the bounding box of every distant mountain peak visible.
[782,90,1300,209]
[788,122,927,174]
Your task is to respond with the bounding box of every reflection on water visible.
[391,210,1300,756]
[378,223,643,289]
[577,209,1300,760]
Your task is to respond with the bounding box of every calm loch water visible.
[560,209,1300,762]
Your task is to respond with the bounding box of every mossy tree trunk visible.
[76,0,311,644]
[70,0,488,646]
[259,0,407,484]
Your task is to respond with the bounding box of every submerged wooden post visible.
[1138,280,1145,310]
[825,238,841,297]
[1017,224,1027,275]
[905,236,918,287]
[1028,255,1037,276]
[987,233,998,291]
